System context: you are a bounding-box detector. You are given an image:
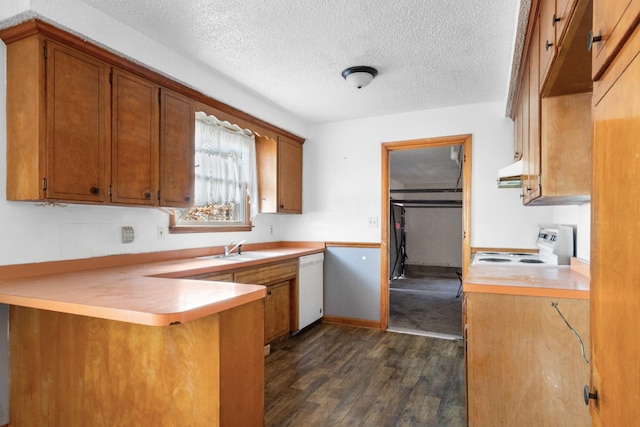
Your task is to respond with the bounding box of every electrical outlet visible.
[269,225,274,236]
[368,217,378,227]
[157,225,166,240]
[121,226,134,243]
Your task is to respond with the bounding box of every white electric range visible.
[473,225,575,267]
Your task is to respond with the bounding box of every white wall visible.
[554,203,591,261]
[282,102,560,249]
[405,207,463,268]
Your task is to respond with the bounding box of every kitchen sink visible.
[197,251,285,262]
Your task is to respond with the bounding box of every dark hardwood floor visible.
[265,323,465,426]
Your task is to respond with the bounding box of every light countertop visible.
[464,261,590,299]
[0,246,323,326]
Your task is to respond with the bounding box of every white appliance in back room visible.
[297,252,324,330]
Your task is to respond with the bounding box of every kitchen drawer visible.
[233,260,298,285]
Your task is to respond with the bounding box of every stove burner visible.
[479,258,512,263]
[509,253,536,257]
[519,258,545,264]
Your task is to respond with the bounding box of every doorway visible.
[380,135,472,334]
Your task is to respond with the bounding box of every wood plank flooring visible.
[265,323,465,426]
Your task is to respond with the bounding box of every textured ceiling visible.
[74,0,521,125]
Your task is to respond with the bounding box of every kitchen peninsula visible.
[0,246,321,426]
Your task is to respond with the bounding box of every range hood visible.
[497,160,523,188]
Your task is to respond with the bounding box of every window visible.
[171,111,258,231]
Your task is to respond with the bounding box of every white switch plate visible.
[121,226,134,243]
[157,225,166,240]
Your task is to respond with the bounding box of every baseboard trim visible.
[322,315,380,329]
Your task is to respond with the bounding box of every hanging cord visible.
[454,146,463,191]
[550,302,590,364]
[399,205,407,276]
[390,201,400,281]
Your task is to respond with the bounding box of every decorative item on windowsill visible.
[341,66,378,89]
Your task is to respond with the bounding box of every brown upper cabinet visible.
[111,69,159,206]
[513,0,592,206]
[524,20,541,204]
[256,135,303,214]
[4,33,194,207]
[6,37,111,203]
[112,72,194,207]
[539,0,583,89]
[159,89,195,207]
[591,0,640,79]
[1,19,304,212]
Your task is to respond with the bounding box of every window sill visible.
[170,224,253,234]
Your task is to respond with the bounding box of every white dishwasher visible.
[298,252,324,330]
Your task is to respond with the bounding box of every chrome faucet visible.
[224,240,247,257]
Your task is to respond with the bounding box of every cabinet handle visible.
[583,385,598,406]
[280,204,284,209]
[587,30,603,52]
[545,40,553,51]
[185,195,190,202]
[267,290,272,296]
[552,14,561,27]
[90,187,100,195]
[144,191,151,200]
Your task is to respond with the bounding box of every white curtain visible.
[194,111,258,220]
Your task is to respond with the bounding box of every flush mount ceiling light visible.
[341,66,378,89]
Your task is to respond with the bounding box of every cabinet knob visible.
[552,14,561,27]
[583,385,598,406]
[280,204,284,209]
[545,40,553,51]
[144,191,151,200]
[587,30,603,51]
[90,186,100,195]
[185,195,190,202]
[267,290,272,296]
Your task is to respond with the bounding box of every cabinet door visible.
[555,0,576,45]
[467,293,590,425]
[159,88,195,207]
[592,0,640,79]
[256,135,278,213]
[591,24,640,425]
[45,41,110,202]
[513,95,524,162]
[111,69,159,205]
[539,0,557,88]
[264,281,290,344]
[277,136,302,213]
[524,20,542,204]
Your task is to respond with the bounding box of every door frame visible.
[380,134,472,330]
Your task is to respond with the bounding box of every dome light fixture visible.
[341,66,378,89]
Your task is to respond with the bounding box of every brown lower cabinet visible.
[465,292,590,426]
[194,259,298,345]
[265,281,291,344]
